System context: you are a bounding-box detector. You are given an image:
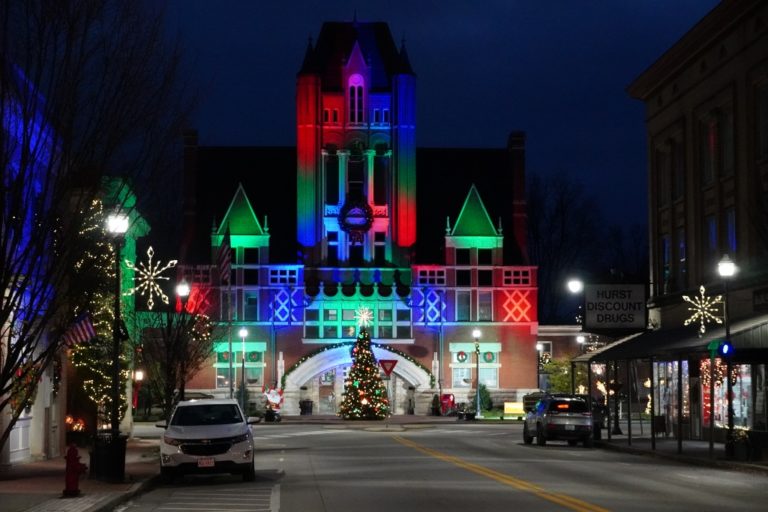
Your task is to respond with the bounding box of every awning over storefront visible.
[572,314,768,364]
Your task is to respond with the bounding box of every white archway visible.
[283,346,432,391]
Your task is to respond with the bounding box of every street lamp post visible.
[175,281,190,402]
[106,213,128,437]
[567,278,585,325]
[239,328,248,413]
[472,329,482,418]
[718,255,737,457]
[176,280,190,302]
[576,335,586,355]
[536,343,543,390]
[105,212,129,481]
[707,341,717,458]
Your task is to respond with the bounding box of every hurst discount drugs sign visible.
[584,284,646,332]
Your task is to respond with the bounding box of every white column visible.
[121,377,133,437]
[337,150,350,263]
[337,150,349,207]
[277,351,285,389]
[364,149,375,203]
[320,149,328,207]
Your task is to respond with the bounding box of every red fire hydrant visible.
[63,443,87,497]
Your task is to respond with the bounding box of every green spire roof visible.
[218,183,264,236]
[451,184,498,236]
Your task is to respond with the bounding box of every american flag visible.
[62,312,96,347]
[217,226,231,285]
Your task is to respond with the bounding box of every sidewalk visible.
[0,438,160,512]
[2,417,767,512]
[596,429,768,475]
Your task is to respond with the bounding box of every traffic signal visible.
[707,339,734,358]
[718,340,733,356]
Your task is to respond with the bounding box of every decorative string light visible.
[700,357,737,388]
[124,246,178,310]
[355,305,373,328]
[683,285,723,336]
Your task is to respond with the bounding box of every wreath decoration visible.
[10,361,40,414]
[457,351,468,363]
[339,198,374,244]
[483,351,495,363]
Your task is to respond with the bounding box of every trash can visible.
[89,432,126,482]
[299,400,313,415]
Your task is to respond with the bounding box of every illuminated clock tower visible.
[185,18,539,416]
[296,21,416,269]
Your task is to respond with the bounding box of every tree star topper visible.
[355,305,373,329]
[682,285,723,336]
[124,246,178,310]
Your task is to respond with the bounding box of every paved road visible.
[119,423,768,512]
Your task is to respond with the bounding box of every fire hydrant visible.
[63,443,87,497]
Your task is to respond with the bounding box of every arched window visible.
[348,74,364,123]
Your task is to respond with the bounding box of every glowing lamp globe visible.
[567,278,584,294]
[717,255,737,278]
[106,213,129,235]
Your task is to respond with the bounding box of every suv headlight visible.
[163,435,182,446]
[230,432,251,444]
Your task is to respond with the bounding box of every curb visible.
[596,441,768,476]
[85,475,160,512]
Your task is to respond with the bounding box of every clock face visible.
[343,207,369,227]
[339,199,373,243]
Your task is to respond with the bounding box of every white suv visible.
[157,399,258,481]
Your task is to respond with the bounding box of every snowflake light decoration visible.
[124,247,178,310]
[355,305,373,328]
[682,285,723,336]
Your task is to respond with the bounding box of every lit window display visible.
[652,360,756,435]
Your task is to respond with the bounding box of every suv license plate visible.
[197,457,215,468]
[565,424,575,431]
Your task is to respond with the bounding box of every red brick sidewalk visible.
[0,438,159,512]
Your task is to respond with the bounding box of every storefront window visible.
[452,367,470,388]
[216,367,232,389]
[731,363,751,428]
[654,361,690,433]
[479,367,498,389]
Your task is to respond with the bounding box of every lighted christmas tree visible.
[339,307,389,420]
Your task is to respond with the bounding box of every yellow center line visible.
[392,436,610,512]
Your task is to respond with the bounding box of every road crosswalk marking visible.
[253,427,509,441]
[253,429,347,440]
[407,428,507,436]
[157,486,278,512]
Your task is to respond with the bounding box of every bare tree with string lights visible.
[0,0,192,449]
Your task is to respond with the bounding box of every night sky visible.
[166,0,720,228]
